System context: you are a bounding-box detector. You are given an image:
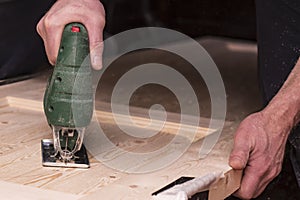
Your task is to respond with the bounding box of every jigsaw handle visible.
[44,23,93,128]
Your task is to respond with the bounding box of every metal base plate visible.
[41,139,90,168]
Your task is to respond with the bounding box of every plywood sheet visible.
[0,76,241,199]
[0,180,82,200]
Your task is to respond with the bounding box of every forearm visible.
[229,57,300,199]
[263,57,300,132]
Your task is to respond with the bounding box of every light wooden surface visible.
[0,74,241,200]
[0,180,82,200]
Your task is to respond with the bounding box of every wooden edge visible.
[0,180,82,200]
[208,169,242,200]
[4,96,217,142]
[0,97,9,108]
[6,96,43,112]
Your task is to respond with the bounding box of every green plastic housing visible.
[44,23,93,128]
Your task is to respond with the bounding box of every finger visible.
[234,165,261,199]
[229,132,251,170]
[36,16,46,38]
[45,29,63,65]
[37,14,65,65]
[85,20,105,70]
[252,181,269,198]
[252,167,280,198]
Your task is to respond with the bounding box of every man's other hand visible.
[229,110,291,199]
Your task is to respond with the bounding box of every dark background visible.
[0,0,257,80]
[102,0,256,40]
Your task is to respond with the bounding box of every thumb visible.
[90,39,104,70]
[86,24,104,70]
[229,135,250,170]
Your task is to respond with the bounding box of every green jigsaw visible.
[41,23,93,168]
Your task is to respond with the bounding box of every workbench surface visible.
[0,73,241,200]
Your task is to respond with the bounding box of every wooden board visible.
[0,75,241,200]
[0,180,82,200]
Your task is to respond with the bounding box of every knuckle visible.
[269,166,281,178]
[90,40,104,50]
[45,48,56,65]
[48,55,56,65]
[259,164,269,175]
[98,2,106,16]
[253,163,269,178]
[43,14,57,29]
[230,154,245,162]
[36,16,47,37]
[43,17,51,29]
[239,191,254,200]
[92,15,106,28]
[243,194,253,200]
[91,39,103,45]
[36,23,43,36]
[82,1,106,24]
[91,4,106,26]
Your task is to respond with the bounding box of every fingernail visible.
[92,55,102,70]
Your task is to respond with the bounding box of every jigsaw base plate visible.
[41,139,90,168]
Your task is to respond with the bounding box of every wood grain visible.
[0,76,241,200]
[0,180,82,200]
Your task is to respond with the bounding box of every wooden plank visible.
[79,126,241,200]
[0,180,81,200]
[6,96,215,142]
[0,76,241,200]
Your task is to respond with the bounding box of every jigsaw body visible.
[42,23,93,168]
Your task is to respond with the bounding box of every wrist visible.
[263,91,300,132]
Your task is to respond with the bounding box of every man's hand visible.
[37,0,105,70]
[229,109,292,199]
[229,57,300,199]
